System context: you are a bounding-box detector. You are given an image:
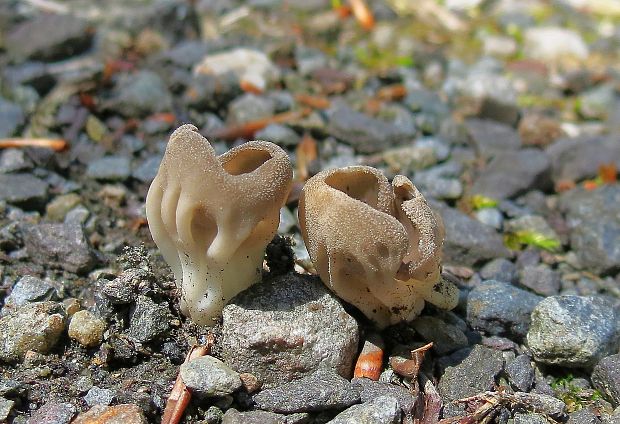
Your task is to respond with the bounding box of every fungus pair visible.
[146,124,458,328]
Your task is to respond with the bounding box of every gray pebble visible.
[26,401,76,424]
[127,296,170,343]
[527,296,620,368]
[84,386,115,407]
[180,356,242,397]
[411,315,469,355]
[253,368,360,413]
[592,354,620,406]
[480,258,517,283]
[505,354,535,392]
[86,156,131,181]
[3,275,57,310]
[0,173,48,210]
[327,396,400,424]
[519,264,561,296]
[351,378,417,421]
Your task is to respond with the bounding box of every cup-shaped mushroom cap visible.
[298,166,458,328]
[146,124,293,326]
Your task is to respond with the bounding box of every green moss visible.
[550,374,605,412]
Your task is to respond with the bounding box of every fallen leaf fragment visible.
[377,84,407,101]
[295,93,331,110]
[354,334,385,381]
[209,109,310,141]
[0,138,67,151]
[348,0,375,30]
[295,133,318,181]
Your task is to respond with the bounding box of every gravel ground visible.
[1,0,620,423]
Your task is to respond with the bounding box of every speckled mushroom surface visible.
[298,166,458,328]
[146,124,293,326]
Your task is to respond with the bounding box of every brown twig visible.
[161,334,215,424]
[0,138,68,151]
[208,109,310,141]
[348,0,375,30]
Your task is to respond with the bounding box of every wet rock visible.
[132,155,162,183]
[68,310,107,348]
[222,409,287,424]
[411,316,469,355]
[527,296,620,368]
[109,71,172,117]
[0,98,24,138]
[471,149,551,200]
[505,354,535,392]
[351,377,418,420]
[519,264,561,296]
[523,27,589,62]
[72,404,147,424]
[221,273,359,389]
[180,355,242,397]
[86,156,131,181]
[547,136,620,185]
[253,368,360,413]
[561,186,620,275]
[255,124,300,147]
[0,301,66,362]
[194,48,280,92]
[479,258,517,283]
[3,275,57,310]
[592,354,620,406]
[126,296,170,343]
[437,206,511,266]
[22,220,98,274]
[465,118,521,159]
[0,398,14,422]
[84,386,115,407]
[327,396,400,424]
[6,14,92,62]
[0,173,48,210]
[326,105,415,154]
[466,280,542,340]
[438,345,504,402]
[26,401,76,424]
[227,93,276,124]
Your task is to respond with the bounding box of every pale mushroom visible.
[298,166,458,328]
[146,124,293,326]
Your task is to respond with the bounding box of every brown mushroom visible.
[298,166,458,328]
[146,124,293,326]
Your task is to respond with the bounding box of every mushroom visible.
[146,124,293,326]
[298,166,458,328]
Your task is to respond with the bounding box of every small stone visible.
[72,404,147,424]
[471,149,552,200]
[221,408,286,424]
[194,48,280,92]
[479,258,517,283]
[474,208,503,230]
[351,378,417,421]
[512,393,566,420]
[505,354,535,392]
[411,316,469,355]
[519,264,561,297]
[505,215,560,247]
[519,113,563,148]
[438,206,511,266]
[514,412,550,424]
[561,186,620,275]
[46,193,82,221]
[579,84,616,121]
[180,355,242,396]
[84,386,115,407]
[253,368,360,413]
[86,156,131,181]
[3,275,57,310]
[109,71,172,117]
[203,406,224,424]
[567,408,603,424]
[592,354,620,406]
[523,27,589,63]
[132,156,162,183]
[465,118,521,159]
[221,273,359,389]
[527,296,620,368]
[126,296,170,343]
[0,99,25,138]
[0,301,66,362]
[68,310,107,348]
[327,396,401,424]
[326,104,415,154]
[227,93,276,125]
[0,148,33,174]
[239,373,261,394]
[255,124,300,147]
[26,401,76,424]
[6,14,92,62]
[22,220,98,274]
[0,173,48,210]
[0,398,14,421]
